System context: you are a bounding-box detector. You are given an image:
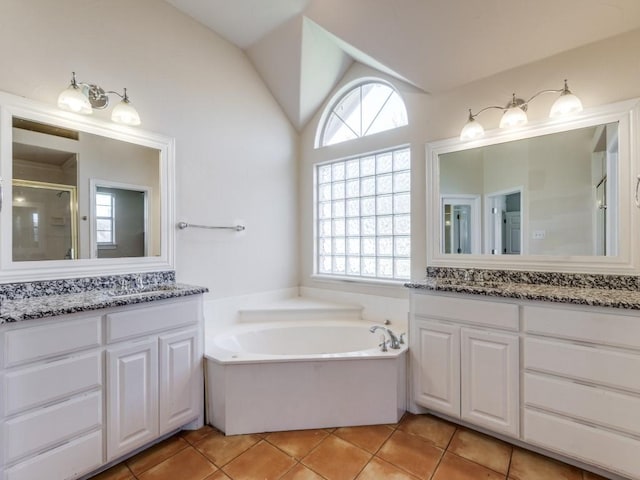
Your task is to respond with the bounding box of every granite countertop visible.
[0,282,208,324]
[405,277,640,310]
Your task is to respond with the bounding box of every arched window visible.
[318,81,408,147]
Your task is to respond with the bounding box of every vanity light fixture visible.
[57,72,141,126]
[460,79,582,141]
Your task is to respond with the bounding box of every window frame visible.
[313,145,411,285]
[95,191,116,246]
[315,79,408,149]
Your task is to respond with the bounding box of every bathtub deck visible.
[238,296,364,322]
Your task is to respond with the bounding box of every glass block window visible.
[316,146,411,281]
[320,82,408,147]
[96,192,115,244]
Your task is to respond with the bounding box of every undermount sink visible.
[106,284,182,298]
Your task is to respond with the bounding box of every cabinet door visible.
[461,328,519,437]
[412,319,460,417]
[106,339,159,461]
[159,329,201,434]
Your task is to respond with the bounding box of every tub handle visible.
[379,335,388,352]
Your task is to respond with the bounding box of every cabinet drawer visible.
[524,408,640,479]
[3,315,101,368]
[412,293,518,331]
[523,305,640,350]
[106,297,199,343]
[3,391,102,463]
[524,373,640,436]
[4,430,102,480]
[524,337,640,393]
[3,351,102,416]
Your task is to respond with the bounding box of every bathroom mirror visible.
[426,98,640,273]
[0,91,174,281]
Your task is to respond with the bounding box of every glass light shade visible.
[460,118,485,141]
[549,92,583,118]
[57,85,92,114]
[111,99,141,126]
[499,106,528,129]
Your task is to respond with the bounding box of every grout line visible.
[505,445,514,479]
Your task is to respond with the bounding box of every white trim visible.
[426,98,640,274]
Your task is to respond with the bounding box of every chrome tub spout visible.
[369,325,401,349]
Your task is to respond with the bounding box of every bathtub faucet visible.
[369,325,401,349]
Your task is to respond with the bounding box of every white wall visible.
[0,0,299,299]
[300,28,640,298]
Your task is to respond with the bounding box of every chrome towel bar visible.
[177,222,245,232]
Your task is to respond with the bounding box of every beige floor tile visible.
[508,448,582,480]
[356,456,420,479]
[334,425,394,454]
[126,435,189,475]
[181,425,216,444]
[89,463,134,480]
[137,447,217,480]
[222,440,297,480]
[448,428,512,475]
[302,435,372,480]
[265,429,329,459]
[432,452,506,480]
[376,430,443,479]
[204,471,232,480]
[396,413,456,449]
[280,463,325,480]
[194,430,261,467]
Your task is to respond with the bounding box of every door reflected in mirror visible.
[438,122,618,256]
[92,184,150,258]
[12,180,77,261]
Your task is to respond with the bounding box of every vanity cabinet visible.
[410,292,520,437]
[0,314,104,480]
[410,290,640,479]
[0,294,204,480]
[522,304,640,479]
[105,298,202,461]
[106,338,159,460]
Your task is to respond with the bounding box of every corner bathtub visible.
[205,320,407,435]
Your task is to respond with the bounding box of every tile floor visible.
[91,413,608,480]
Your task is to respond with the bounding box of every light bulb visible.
[550,91,583,118]
[57,84,92,114]
[111,98,141,126]
[499,106,528,129]
[460,116,485,141]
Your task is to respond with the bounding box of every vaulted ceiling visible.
[166,0,640,130]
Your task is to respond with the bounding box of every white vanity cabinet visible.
[0,294,204,480]
[105,298,202,461]
[410,292,520,437]
[0,314,104,480]
[522,304,640,479]
[410,289,640,479]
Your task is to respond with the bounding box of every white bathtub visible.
[205,320,407,435]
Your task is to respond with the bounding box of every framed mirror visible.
[0,91,174,281]
[426,98,640,273]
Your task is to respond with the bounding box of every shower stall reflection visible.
[12,180,77,261]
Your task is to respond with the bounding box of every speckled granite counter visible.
[0,271,208,324]
[406,267,640,310]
